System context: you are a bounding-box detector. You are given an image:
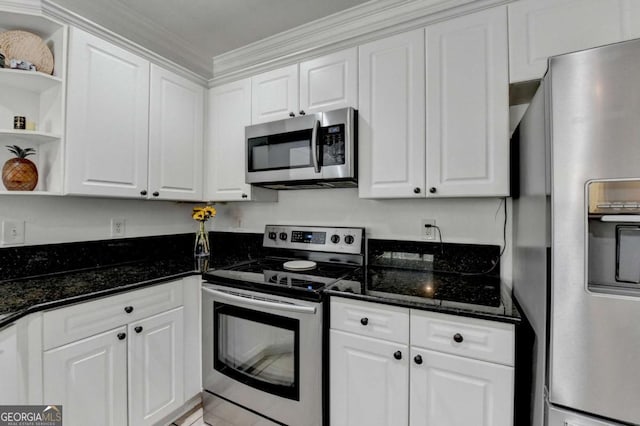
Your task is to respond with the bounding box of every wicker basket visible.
[0,30,54,75]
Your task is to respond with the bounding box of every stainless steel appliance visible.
[514,38,640,426]
[202,225,364,426]
[245,107,357,189]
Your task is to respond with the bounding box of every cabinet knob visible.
[299,110,306,115]
[413,187,421,194]
[134,326,143,334]
[241,193,248,199]
[360,317,369,326]
[429,187,437,194]
[289,112,295,117]
[414,354,423,365]
[117,332,127,341]
[152,191,159,197]
[453,333,464,343]
[140,190,147,196]
[124,306,134,314]
[393,351,402,360]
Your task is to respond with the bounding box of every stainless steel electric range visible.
[201,225,364,426]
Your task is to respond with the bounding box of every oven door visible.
[202,284,323,426]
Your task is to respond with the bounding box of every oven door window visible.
[214,302,300,400]
[248,129,314,172]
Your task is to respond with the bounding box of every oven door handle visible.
[202,287,317,314]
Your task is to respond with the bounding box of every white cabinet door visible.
[65,27,150,198]
[508,0,640,82]
[149,64,204,201]
[128,307,184,426]
[410,348,514,426]
[299,47,358,114]
[0,325,19,404]
[425,7,509,197]
[251,64,299,124]
[330,329,409,426]
[43,327,128,426]
[358,29,426,198]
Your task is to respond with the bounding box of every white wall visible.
[0,195,196,246]
[211,188,513,285]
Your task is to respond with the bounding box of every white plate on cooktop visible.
[283,260,317,271]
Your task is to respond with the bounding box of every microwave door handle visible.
[311,119,321,173]
[202,286,317,315]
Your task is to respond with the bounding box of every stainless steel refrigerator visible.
[514,38,640,426]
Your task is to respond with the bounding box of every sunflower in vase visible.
[192,206,216,257]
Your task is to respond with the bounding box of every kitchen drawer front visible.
[331,297,409,344]
[410,309,514,366]
[43,280,183,350]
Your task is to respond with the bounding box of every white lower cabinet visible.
[330,330,409,426]
[0,325,20,404]
[42,278,199,426]
[43,326,129,426]
[410,348,513,426]
[330,297,515,426]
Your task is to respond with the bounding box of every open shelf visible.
[0,68,62,92]
[0,129,61,143]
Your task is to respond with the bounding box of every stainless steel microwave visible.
[245,107,357,189]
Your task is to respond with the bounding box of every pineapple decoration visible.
[2,145,38,191]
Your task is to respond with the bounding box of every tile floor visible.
[172,407,206,426]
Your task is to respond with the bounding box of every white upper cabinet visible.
[358,29,426,198]
[509,0,640,82]
[149,64,204,201]
[426,6,509,197]
[65,27,205,200]
[251,48,358,124]
[65,27,150,198]
[251,64,299,124]
[299,47,358,114]
[206,79,277,202]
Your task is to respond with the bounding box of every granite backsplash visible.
[0,231,264,281]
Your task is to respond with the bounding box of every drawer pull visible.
[124,306,134,314]
[360,317,369,326]
[134,326,143,334]
[453,333,464,343]
[393,351,402,360]
[117,332,126,341]
[414,354,423,365]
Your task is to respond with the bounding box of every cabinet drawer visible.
[331,297,409,344]
[410,309,514,366]
[43,280,183,350]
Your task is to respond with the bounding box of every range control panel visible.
[263,225,364,255]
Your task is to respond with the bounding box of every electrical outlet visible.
[111,218,126,237]
[421,219,436,240]
[1,220,25,245]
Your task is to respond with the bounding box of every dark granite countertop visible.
[0,257,198,329]
[326,266,521,324]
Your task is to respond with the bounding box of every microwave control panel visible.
[320,124,346,166]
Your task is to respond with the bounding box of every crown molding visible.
[41,0,208,85]
[210,0,513,86]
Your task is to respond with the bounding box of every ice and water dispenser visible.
[588,180,640,293]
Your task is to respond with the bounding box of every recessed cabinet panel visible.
[299,48,358,114]
[358,29,426,198]
[508,0,640,82]
[43,327,128,426]
[330,329,409,426]
[410,348,513,426]
[65,27,150,197]
[251,65,298,124]
[129,307,184,426]
[426,6,509,197]
[149,64,204,201]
